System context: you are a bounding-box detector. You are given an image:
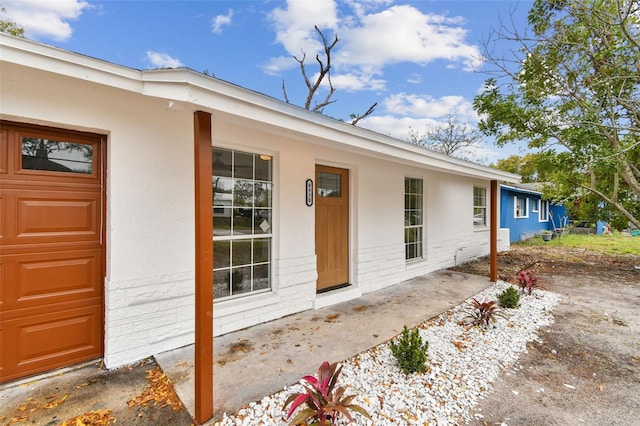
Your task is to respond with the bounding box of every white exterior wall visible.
[1,50,511,369]
[1,65,197,367]
[211,123,509,336]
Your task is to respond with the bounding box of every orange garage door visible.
[0,121,105,383]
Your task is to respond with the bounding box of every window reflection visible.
[317,172,341,197]
[21,137,93,174]
[212,147,272,299]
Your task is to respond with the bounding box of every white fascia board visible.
[500,184,542,196]
[143,69,521,183]
[0,34,143,93]
[1,34,519,183]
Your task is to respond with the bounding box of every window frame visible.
[514,195,529,218]
[538,199,550,222]
[404,177,424,261]
[473,186,487,228]
[212,147,273,300]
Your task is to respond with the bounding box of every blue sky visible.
[2,0,533,163]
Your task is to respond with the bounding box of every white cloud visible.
[146,51,184,68]
[267,0,339,61]
[263,1,482,90]
[212,9,233,34]
[360,114,440,139]
[331,69,386,92]
[338,5,481,70]
[2,0,90,42]
[382,93,479,121]
[359,114,498,164]
[406,73,422,84]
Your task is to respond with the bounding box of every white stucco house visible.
[0,34,516,387]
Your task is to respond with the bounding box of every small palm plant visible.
[283,361,371,425]
[465,298,505,327]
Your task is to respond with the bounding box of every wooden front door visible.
[0,121,105,383]
[315,165,349,291]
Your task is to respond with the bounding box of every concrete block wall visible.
[354,243,406,293]
[213,254,317,336]
[104,272,194,368]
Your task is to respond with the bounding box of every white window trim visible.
[538,199,550,222]
[473,186,487,228]
[404,177,424,262]
[514,195,529,218]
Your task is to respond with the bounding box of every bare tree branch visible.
[284,25,377,124]
[282,79,290,104]
[350,103,377,125]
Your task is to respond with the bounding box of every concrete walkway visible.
[156,270,492,422]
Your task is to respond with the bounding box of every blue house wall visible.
[500,185,567,243]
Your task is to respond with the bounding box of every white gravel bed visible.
[215,281,559,425]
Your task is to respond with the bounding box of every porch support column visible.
[490,179,498,282]
[194,111,213,423]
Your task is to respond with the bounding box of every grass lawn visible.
[515,233,640,256]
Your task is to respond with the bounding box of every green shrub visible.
[390,325,428,374]
[497,286,520,308]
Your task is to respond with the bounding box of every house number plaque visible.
[306,179,314,206]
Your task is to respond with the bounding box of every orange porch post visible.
[490,179,498,282]
[194,111,213,423]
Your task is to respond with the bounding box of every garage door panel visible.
[17,194,99,241]
[0,121,104,383]
[1,250,101,310]
[0,128,7,174]
[1,306,102,382]
[17,309,100,363]
[0,195,6,243]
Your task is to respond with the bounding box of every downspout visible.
[194,111,213,423]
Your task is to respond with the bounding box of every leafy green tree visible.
[474,0,640,229]
[491,153,550,183]
[0,7,24,37]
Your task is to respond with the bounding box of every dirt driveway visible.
[451,244,640,426]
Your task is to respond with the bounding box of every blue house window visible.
[515,196,528,218]
[539,200,549,221]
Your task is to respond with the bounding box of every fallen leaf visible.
[44,394,68,409]
[60,409,115,426]
[127,367,183,411]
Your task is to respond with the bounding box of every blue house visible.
[500,183,567,243]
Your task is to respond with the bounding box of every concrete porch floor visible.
[155,270,493,423]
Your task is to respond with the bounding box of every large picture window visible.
[473,187,487,227]
[404,177,423,261]
[213,147,272,299]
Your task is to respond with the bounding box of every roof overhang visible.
[0,34,520,183]
[500,183,542,196]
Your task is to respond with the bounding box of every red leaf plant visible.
[516,270,543,295]
[283,361,371,425]
[464,298,506,327]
